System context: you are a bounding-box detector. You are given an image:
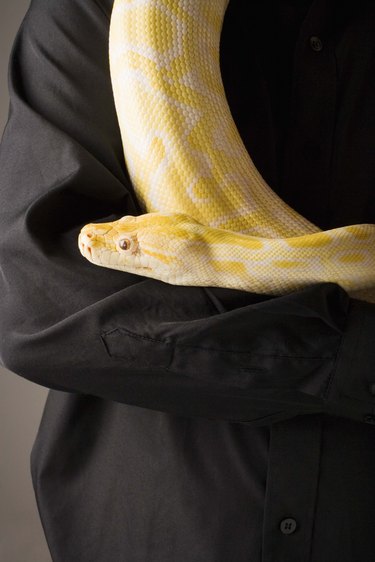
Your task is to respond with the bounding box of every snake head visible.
[79,214,149,273]
[78,212,205,282]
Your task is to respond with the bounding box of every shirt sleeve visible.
[0,0,374,428]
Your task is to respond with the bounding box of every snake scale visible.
[78,0,375,302]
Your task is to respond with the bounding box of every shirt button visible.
[363,414,375,425]
[280,518,297,534]
[309,36,323,51]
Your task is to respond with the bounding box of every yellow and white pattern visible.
[78,0,375,302]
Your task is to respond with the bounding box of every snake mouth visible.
[79,232,100,262]
[80,242,94,262]
[79,225,116,257]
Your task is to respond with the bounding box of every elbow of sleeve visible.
[0,332,44,388]
[0,330,68,393]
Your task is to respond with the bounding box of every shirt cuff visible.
[325,298,375,425]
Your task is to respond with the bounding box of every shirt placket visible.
[262,1,336,560]
[280,0,337,231]
[262,414,323,562]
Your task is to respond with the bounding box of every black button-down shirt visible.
[1,0,375,560]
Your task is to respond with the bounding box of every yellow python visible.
[78,0,375,303]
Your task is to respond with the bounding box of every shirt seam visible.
[102,326,335,359]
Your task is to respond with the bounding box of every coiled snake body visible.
[78,0,375,302]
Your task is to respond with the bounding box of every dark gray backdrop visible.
[0,1,51,561]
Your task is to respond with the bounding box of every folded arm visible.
[1,0,374,427]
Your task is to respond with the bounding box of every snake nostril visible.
[81,232,94,246]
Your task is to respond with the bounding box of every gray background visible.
[0,1,52,560]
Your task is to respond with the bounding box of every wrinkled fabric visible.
[0,0,375,560]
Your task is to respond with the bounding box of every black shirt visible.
[1,0,375,560]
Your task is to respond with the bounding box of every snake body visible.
[78,0,375,302]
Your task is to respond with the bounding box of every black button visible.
[369,383,375,395]
[364,414,375,425]
[309,36,323,51]
[280,518,297,534]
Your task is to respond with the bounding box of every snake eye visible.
[118,238,132,251]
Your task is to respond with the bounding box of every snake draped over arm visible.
[78,0,375,303]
